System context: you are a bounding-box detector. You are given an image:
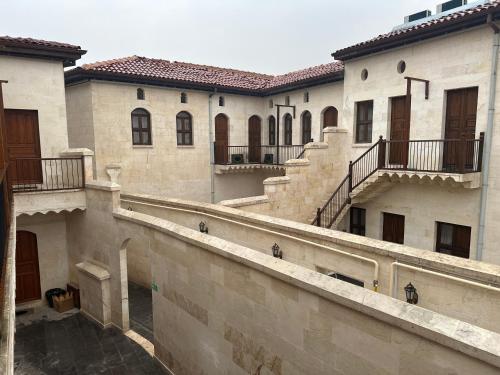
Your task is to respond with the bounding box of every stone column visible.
[60,148,95,181]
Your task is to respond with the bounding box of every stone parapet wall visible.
[122,193,500,335]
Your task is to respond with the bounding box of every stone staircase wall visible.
[219,127,351,223]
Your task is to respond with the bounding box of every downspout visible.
[209,89,217,203]
[477,13,499,260]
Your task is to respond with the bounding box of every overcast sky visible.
[1,0,441,74]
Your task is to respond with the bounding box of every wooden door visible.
[302,111,312,144]
[248,116,261,163]
[382,213,405,244]
[16,231,41,303]
[284,114,293,145]
[444,87,478,171]
[4,109,42,184]
[214,114,229,164]
[389,96,410,165]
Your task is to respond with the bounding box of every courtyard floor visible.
[14,283,160,374]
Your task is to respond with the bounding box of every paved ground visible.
[128,282,154,342]
[14,283,160,374]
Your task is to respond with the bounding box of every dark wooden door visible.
[248,116,261,163]
[284,114,293,145]
[4,109,42,184]
[16,231,41,303]
[444,87,478,171]
[214,114,229,164]
[302,111,312,144]
[389,96,410,165]
[382,213,405,244]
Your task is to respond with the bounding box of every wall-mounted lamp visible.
[272,243,282,259]
[199,221,208,234]
[404,282,418,304]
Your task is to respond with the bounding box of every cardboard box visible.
[53,292,74,313]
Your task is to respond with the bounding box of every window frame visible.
[349,207,366,236]
[218,96,225,107]
[268,116,276,146]
[355,100,373,144]
[137,88,145,100]
[436,222,471,259]
[176,111,193,146]
[131,108,152,146]
[304,91,309,103]
[180,92,188,104]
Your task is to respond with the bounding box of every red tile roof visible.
[67,56,344,94]
[0,36,86,66]
[0,36,84,52]
[334,0,500,60]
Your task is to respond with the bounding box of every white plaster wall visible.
[345,183,481,259]
[17,213,70,304]
[66,82,95,151]
[0,55,69,157]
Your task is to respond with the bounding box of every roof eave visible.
[64,69,345,96]
[333,9,497,61]
[0,45,86,67]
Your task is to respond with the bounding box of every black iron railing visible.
[8,157,85,193]
[312,134,484,228]
[214,144,305,165]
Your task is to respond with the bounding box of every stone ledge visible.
[304,142,328,149]
[86,181,121,192]
[60,148,94,157]
[323,127,348,134]
[76,262,111,281]
[285,159,310,167]
[118,194,500,286]
[219,195,270,208]
[263,176,291,185]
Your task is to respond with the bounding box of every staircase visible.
[312,137,384,228]
[311,134,485,229]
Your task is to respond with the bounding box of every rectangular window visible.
[269,99,274,109]
[436,222,471,259]
[285,96,290,106]
[304,92,309,103]
[219,96,225,107]
[349,207,366,236]
[355,100,373,143]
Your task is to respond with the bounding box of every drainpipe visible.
[209,89,217,203]
[477,14,499,260]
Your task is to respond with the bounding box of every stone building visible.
[2,0,500,374]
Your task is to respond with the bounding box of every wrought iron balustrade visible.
[8,157,85,193]
[313,134,484,228]
[214,144,305,165]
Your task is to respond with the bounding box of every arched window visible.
[176,111,193,145]
[323,106,338,128]
[137,88,145,100]
[301,111,312,144]
[284,113,293,145]
[131,108,151,145]
[180,92,188,104]
[268,116,276,146]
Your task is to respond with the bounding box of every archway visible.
[321,106,338,140]
[248,115,262,163]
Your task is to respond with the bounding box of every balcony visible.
[213,144,305,174]
[8,157,87,216]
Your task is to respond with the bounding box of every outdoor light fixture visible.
[199,221,208,234]
[404,282,419,304]
[271,243,282,259]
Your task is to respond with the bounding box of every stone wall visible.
[113,206,500,375]
[220,127,350,224]
[122,194,500,335]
